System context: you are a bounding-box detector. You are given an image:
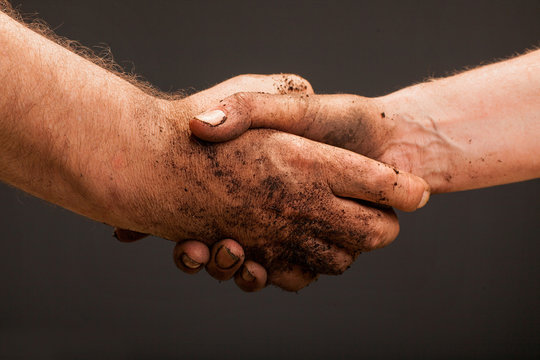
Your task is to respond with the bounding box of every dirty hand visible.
[182,91,434,292]
[115,77,429,292]
[182,50,540,292]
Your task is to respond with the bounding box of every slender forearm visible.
[379,50,540,193]
[0,11,163,224]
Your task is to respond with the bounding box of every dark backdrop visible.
[1,1,539,359]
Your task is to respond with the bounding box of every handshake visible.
[1,10,537,294]
[113,74,432,292]
[101,57,538,292]
[97,57,539,293]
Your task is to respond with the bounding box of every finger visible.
[190,92,318,142]
[268,265,318,292]
[173,240,210,274]
[189,92,402,179]
[329,197,401,253]
[189,93,429,210]
[295,238,354,275]
[234,260,267,293]
[186,74,314,115]
[205,239,245,281]
[190,92,392,157]
[113,228,148,242]
[317,144,430,211]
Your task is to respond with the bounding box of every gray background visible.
[1,0,539,359]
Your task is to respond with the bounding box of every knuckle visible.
[372,168,397,192]
[272,73,313,94]
[226,92,255,111]
[328,250,353,275]
[363,214,399,250]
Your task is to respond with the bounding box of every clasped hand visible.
[113,74,430,292]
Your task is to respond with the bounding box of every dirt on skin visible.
[145,127,392,278]
[275,74,309,95]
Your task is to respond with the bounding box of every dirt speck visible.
[275,75,309,95]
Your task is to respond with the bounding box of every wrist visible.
[97,95,197,235]
[375,86,458,193]
[72,91,174,228]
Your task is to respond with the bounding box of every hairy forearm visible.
[379,50,540,193]
[0,11,165,225]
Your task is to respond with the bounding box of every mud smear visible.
[151,127,384,278]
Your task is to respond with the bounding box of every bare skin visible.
[186,49,540,291]
[0,10,430,291]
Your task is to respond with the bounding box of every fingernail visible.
[241,267,255,282]
[181,253,202,269]
[194,109,227,126]
[417,189,430,209]
[215,245,240,269]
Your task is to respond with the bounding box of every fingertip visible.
[234,261,268,292]
[399,174,431,212]
[417,188,431,209]
[188,115,227,143]
[206,239,245,281]
[190,96,252,143]
[327,151,432,213]
[269,266,318,292]
[193,109,227,127]
[173,240,210,274]
[113,228,148,242]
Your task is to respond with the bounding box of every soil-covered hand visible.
[189,92,399,166]
[112,77,429,292]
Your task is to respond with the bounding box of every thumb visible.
[189,92,316,142]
